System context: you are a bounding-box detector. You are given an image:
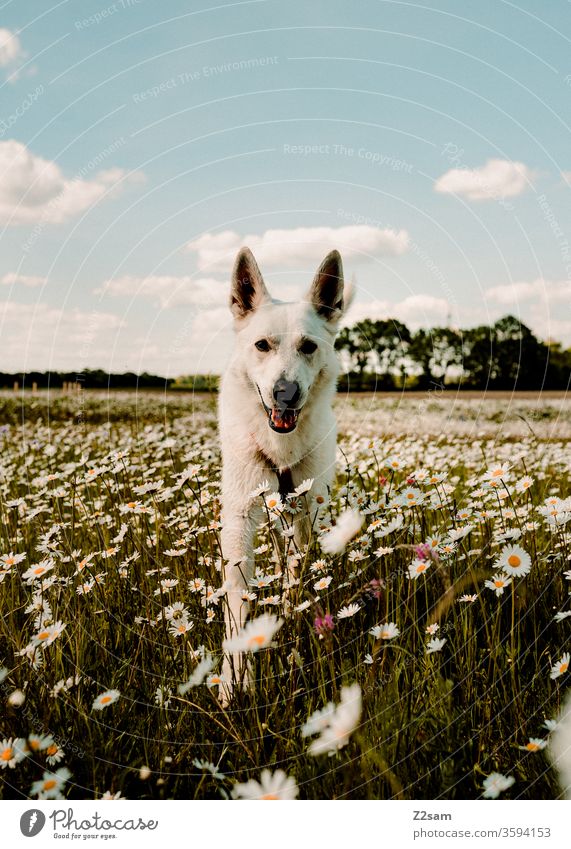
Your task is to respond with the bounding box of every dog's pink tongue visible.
[271,408,285,427]
[271,408,294,429]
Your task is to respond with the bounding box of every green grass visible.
[0,391,569,799]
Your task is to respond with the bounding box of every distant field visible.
[0,390,570,799]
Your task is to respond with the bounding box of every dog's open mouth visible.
[255,384,301,433]
[267,406,299,433]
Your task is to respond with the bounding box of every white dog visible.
[218,246,347,699]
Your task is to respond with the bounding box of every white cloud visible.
[1,272,46,288]
[95,275,228,308]
[0,140,144,226]
[0,28,23,68]
[561,171,571,186]
[435,158,533,201]
[346,294,451,328]
[485,279,571,305]
[484,278,571,343]
[185,225,410,271]
[0,301,125,371]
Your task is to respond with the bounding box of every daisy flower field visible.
[0,389,570,800]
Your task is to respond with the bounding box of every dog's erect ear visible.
[230,247,270,320]
[309,250,345,323]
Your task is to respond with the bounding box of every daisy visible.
[46,743,65,765]
[193,759,225,780]
[425,623,439,635]
[102,790,126,800]
[248,480,270,499]
[222,613,283,654]
[205,673,226,690]
[303,683,362,756]
[0,738,26,769]
[264,492,282,511]
[169,619,194,637]
[458,594,478,603]
[370,622,400,640]
[550,652,570,680]
[294,478,314,495]
[519,738,547,752]
[32,621,66,647]
[337,603,360,619]
[515,475,534,493]
[8,690,25,707]
[163,601,189,621]
[30,767,72,799]
[495,544,531,577]
[313,575,333,592]
[22,560,55,583]
[485,575,512,596]
[482,772,515,799]
[484,462,511,481]
[320,509,363,555]
[26,733,54,754]
[92,689,121,711]
[0,552,25,568]
[448,525,474,542]
[408,559,431,580]
[426,637,446,654]
[259,595,281,607]
[232,769,298,800]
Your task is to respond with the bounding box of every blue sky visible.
[0,0,570,374]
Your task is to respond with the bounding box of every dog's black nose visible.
[272,378,301,410]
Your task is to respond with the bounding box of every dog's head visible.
[229,247,347,434]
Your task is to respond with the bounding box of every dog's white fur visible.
[218,247,347,700]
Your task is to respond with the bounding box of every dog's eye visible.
[255,339,271,352]
[299,339,317,355]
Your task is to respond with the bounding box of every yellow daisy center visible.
[248,634,266,648]
[526,742,539,751]
[1,748,13,761]
[43,779,57,790]
[261,793,278,800]
[560,662,569,674]
[100,695,112,704]
[507,554,521,568]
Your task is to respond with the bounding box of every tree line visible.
[0,369,174,390]
[335,315,571,391]
[1,315,569,393]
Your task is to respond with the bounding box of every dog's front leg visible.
[219,505,260,703]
